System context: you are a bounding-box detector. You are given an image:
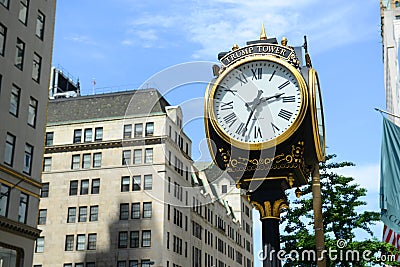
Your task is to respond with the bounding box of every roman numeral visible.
[235,122,246,136]
[271,122,279,134]
[221,101,233,110]
[269,70,276,81]
[223,112,237,127]
[282,96,295,103]
[278,109,293,121]
[251,68,262,80]
[235,73,248,86]
[254,126,262,139]
[223,88,237,95]
[278,81,290,90]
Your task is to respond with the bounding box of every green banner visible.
[380,116,400,233]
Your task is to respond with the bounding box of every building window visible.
[0,23,6,56]
[130,231,139,248]
[18,192,29,223]
[38,209,47,225]
[9,85,20,117]
[32,53,41,82]
[23,143,33,175]
[143,202,152,218]
[91,179,100,194]
[122,150,131,165]
[4,133,16,166]
[45,132,53,146]
[120,203,129,220]
[65,235,74,251]
[84,128,92,142]
[82,154,91,169]
[121,176,130,192]
[144,175,152,190]
[43,157,52,171]
[0,183,10,217]
[15,38,25,70]
[118,232,128,248]
[87,233,97,250]
[36,237,44,253]
[141,261,152,267]
[95,127,103,141]
[145,122,154,136]
[131,203,140,219]
[69,180,78,195]
[18,0,29,25]
[89,205,98,221]
[75,264,84,267]
[144,148,153,163]
[117,261,126,267]
[93,153,102,167]
[67,207,76,223]
[76,234,85,251]
[221,185,227,194]
[73,129,82,143]
[36,10,45,40]
[123,124,132,139]
[0,0,8,8]
[71,155,80,169]
[133,176,141,191]
[78,206,87,222]
[142,230,151,247]
[129,261,139,267]
[133,149,142,164]
[134,123,143,137]
[28,97,38,127]
[64,264,72,267]
[80,180,89,195]
[41,182,49,198]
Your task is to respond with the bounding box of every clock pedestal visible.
[247,179,288,267]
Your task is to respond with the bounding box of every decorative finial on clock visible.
[232,44,239,50]
[260,23,267,40]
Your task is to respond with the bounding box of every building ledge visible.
[0,216,41,240]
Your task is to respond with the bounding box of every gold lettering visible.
[275,47,280,54]
[280,48,287,56]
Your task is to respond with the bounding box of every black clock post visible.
[205,26,326,267]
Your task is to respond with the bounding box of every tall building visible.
[0,1,56,267]
[33,89,253,267]
[381,0,400,123]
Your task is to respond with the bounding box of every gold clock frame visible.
[205,55,309,150]
[308,68,326,162]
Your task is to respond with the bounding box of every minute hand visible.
[260,92,285,102]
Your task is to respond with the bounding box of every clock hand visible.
[260,92,285,102]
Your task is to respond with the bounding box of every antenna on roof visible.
[92,78,96,95]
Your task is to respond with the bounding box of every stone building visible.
[33,89,254,267]
[0,1,56,266]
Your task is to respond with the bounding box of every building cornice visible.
[0,216,41,240]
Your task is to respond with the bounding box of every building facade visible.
[0,1,56,267]
[33,89,253,267]
[381,0,400,124]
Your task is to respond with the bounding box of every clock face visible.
[209,57,307,149]
[310,69,326,161]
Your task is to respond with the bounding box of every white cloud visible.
[123,0,378,58]
[65,34,97,45]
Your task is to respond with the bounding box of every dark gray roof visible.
[47,89,170,123]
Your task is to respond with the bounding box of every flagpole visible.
[375,107,400,119]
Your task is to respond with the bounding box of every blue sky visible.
[53,0,385,265]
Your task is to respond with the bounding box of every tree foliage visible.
[281,154,399,266]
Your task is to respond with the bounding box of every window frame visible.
[131,203,140,219]
[93,152,102,168]
[18,0,29,25]
[43,157,51,172]
[123,124,132,139]
[94,127,103,141]
[9,85,20,117]
[118,231,128,248]
[134,123,143,137]
[133,149,142,164]
[89,205,98,222]
[35,237,44,253]
[36,10,45,40]
[143,174,152,190]
[144,148,153,163]
[142,230,151,247]
[91,178,100,194]
[121,176,130,192]
[122,150,131,165]
[78,206,87,222]
[84,128,92,142]
[4,133,16,166]
[80,179,89,195]
[32,53,42,83]
[67,207,76,223]
[73,129,82,143]
[145,122,154,136]
[87,233,97,250]
[23,143,33,175]
[45,132,53,146]
[130,231,139,248]
[132,175,141,191]
[76,234,85,251]
[15,38,25,70]
[69,180,78,196]
[65,235,74,251]
[0,23,6,56]
[38,209,47,225]
[143,202,152,218]
[120,203,129,220]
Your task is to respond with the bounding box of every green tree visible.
[281,154,399,266]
